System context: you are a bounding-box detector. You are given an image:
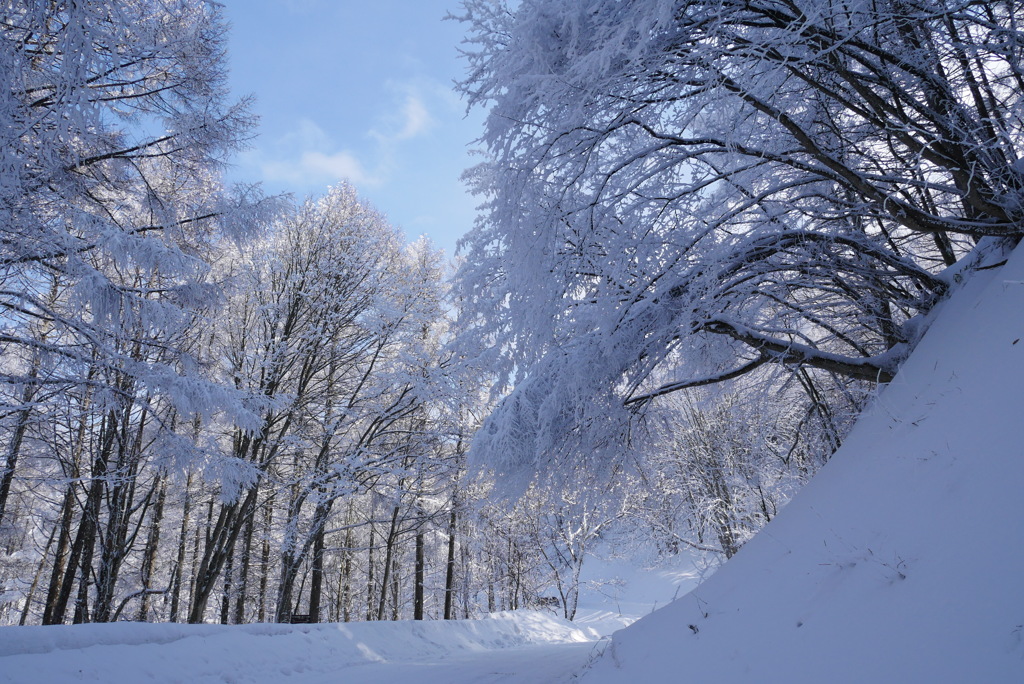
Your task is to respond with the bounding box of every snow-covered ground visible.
[3,244,1022,682]
[0,560,700,683]
[573,554,707,636]
[0,531,701,683]
[578,244,1024,682]
[0,611,598,683]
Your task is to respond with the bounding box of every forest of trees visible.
[2,0,1021,628]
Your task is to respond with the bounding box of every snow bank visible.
[581,244,1024,682]
[0,611,594,683]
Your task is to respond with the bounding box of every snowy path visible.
[0,612,602,684]
[304,641,598,684]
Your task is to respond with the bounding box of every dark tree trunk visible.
[308,524,326,623]
[94,404,148,623]
[233,488,258,624]
[376,505,401,621]
[340,501,354,622]
[168,472,194,623]
[188,484,259,623]
[138,474,167,622]
[366,521,376,621]
[257,492,274,622]
[414,530,425,620]
[443,506,457,620]
[0,368,38,530]
[220,545,234,624]
[71,412,119,624]
[42,483,78,625]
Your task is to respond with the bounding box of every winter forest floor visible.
[0,558,700,683]
[0,614,597,683]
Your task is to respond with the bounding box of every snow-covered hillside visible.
[579,244,1024,682]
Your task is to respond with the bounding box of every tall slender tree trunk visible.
[366,518,376,621]
[340,501,354,622]
[376,505,401,621]
[94,403,147,623]
[42,483,79,625]
[187,496,215,623]
[0,365,39,530]
[443,506,457,620]
[188,484,259,623]
[20,520,59,624]
[168,472,194,623]
[390,555,400,621]
[233,487,258,624]
[71,411,120,624]
[257,492,274,622]
[414,530,425,620]
[138,474,167,622]
[308,523,326,623]
[220,546,234,624]
[340,542,351,622]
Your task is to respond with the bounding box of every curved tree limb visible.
[703,319,900,383]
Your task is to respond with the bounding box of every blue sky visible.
[221,0,484,257]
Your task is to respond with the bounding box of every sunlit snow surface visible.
[579,243,1024,682]
[3,244,1024,682]
[0,612,598,683]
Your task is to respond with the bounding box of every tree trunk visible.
[138,474,167,622]
[188,485,259,623]
[257,492,274,622]
[0,367,38,530]
[187,496,215,623]
[220,545,234,624]
[443,506,457,620]
[168,472,194,623]
[42,483,78,625]
[340,501,354,622]
[366,520,376,621]
[414,530,425,620]
[71,412,119,624]
[233,488,258,624]
[376,505,401,621]
[94,403,148,623]
[308,524,326,623]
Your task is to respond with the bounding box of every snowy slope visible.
[580,243,1024,683]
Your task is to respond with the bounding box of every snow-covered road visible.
[0,612,602,684]
[311,641,597,684]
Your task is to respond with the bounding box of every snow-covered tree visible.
[0,0,264,624]
[183,186,454,624]
[453,0,1024,481]
[0,1,256,533]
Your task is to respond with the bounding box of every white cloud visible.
[371,91,435,145]
[285,118,332,149]
[299,150,373,183]
[243,86,442,194]
[255,119,381,188]
[260,149,379,188]
[396,94,433,141]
